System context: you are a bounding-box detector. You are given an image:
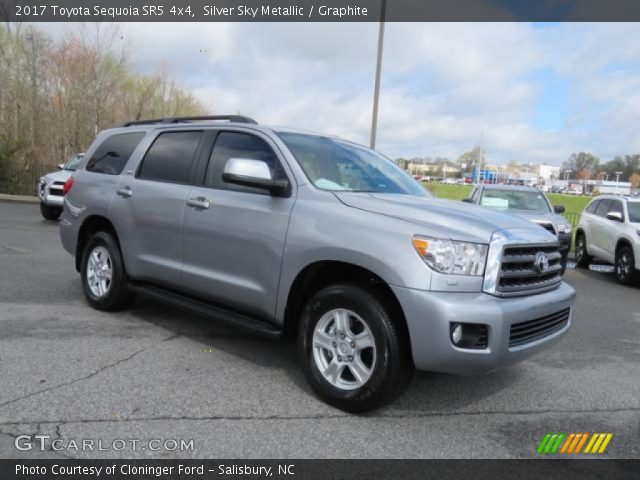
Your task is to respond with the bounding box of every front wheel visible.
[298,284,413,412]
[615,245,639,285]
[40,202,62,221]
[574,233,592,268]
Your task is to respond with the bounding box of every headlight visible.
[412,235,488,276]
[38,177,46,185]
[556,223,571,234]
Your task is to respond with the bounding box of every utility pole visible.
[369,0,387,150]
[475,130,484,185]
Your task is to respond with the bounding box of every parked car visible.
[59,115,575,412]
[38,153,84,220]
[463,184,572,273]
[575,195,640,284]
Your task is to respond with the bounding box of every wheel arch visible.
[282,260,410,346]
[75,215,122,272]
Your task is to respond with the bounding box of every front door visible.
[181,130,296,321]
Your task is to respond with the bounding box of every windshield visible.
[480,189,551,212]
[277,132,427,196]
[64,154,84,171]
[628,202,640,223]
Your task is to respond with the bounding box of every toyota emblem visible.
[535,251,550,273]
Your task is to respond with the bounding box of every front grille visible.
[509,307,570,347]
[535,221,556,235]
[49,188,64,197]
[497,244,563,296]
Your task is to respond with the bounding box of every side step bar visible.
[128,282,283,340]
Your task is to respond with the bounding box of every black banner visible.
[2,0,640,22]
[1,459,639,480]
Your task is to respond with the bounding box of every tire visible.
[80,231,134,311]
[298,283,413,413]
[40,202,62,221]
[574,232,592,268]
[615,245,639,285]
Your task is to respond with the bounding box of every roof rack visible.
[117,115,258,127]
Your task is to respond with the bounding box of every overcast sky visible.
[41,22,640,165]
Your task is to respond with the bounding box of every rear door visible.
[181,129,296,321]
[110,129,205,289]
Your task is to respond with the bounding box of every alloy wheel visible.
[312,308,377,391]
[86,245,113,298]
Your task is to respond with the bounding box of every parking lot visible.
[0,201,639,459]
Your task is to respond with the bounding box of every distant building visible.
[583,180,632,195]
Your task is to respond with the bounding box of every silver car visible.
[59,115,576,412]
[38,153,84,220]
[464,184,572,272]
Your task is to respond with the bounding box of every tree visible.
[601,155,640,182]
[629,173,640,188]
[562,152,599,180]
[0,23,206,195]
[457,146,485,175]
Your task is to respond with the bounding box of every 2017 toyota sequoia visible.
[59,115,576,412]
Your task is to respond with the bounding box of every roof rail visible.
[117,115,258,127]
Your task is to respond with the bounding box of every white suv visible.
[575,195,640,284]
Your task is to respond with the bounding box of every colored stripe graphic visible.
[538,433,613,455]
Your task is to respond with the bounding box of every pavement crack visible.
[1,405,639,426]
[0,333,180,410]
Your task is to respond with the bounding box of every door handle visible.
[116,186,133,198]
[186,196,211,209]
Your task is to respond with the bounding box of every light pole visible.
[564,170,572,182]
[369,0,387,150]
[615,171,623,183]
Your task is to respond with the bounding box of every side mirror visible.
[462,198,474,203]
[57,163,65,170]
[606,211,624,222]
[554,204,565,214]
[222,158,289,196]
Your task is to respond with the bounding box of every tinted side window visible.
[608,200,624,218]
[86,132,146,175]
[594,199,612,217]
[585,200,600,214]
[205,132,282,193]
[138,131,203,184]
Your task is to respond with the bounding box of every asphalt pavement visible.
[0,202,638,459]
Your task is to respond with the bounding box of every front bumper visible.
[38,181,64,206]
[392,281,576,374]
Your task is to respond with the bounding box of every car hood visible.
[498,210,568,226]
[42,169,73,183]
[334,192,552,244]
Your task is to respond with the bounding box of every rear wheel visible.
[81,231,134,311]
[40,202,62,221]
[615,245,639,285]
[298,283,413,412]
[574,233,592,268]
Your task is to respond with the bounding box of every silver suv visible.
[575,195,640,284]
[38,153,84,220]
[59,115,576,412]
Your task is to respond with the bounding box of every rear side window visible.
[205,131,282,193]
[138,131,203,184]
[594,199,612,217]
[585,200,600,214]
[86,132,146,175]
